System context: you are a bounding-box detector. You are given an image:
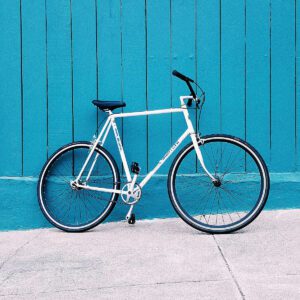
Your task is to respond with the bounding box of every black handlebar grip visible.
[172,70,187,81]
[172,70,194,83]
[172,70,196,106]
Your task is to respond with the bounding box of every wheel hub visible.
[70,180,83,190]
[213,178,222,187]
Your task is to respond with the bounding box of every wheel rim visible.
[39,144,118,230]
[170,137,267,231]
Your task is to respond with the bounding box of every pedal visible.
[131,162,140,174]
[128,213,136,225]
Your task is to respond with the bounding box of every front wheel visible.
[38,142,120,232]
[168,134,270,234]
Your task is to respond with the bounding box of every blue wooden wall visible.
[0,0,299,177]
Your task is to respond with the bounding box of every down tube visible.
[139,130,190,188]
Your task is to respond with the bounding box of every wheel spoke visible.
[198,186,214,221]
[39,145,119,231]
[171,136,268,233]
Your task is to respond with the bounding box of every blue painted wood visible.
[221,0,245,138]
[246,0,270,170]
[22,0,47,176]
[197,0,221,135]
[196,1,221,174]
[147,0,171,173]
[171,0,196,135]
[47,0,73,156]
[271,0,296,171]
[196,0,221,175]
[171,0,196,173]
[0,0,298,177]
[220,0,245,172]
[121,0,147,173]
[0,0,300,230]
[296,0,300,170]
[0,0,22,176]
[72,0,97,141]
[97,0,123,169]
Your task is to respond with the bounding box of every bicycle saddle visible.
[92,100,126,111]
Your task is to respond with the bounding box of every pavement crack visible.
[213,235,245,300]
[0,278,231,297]
[0,231,42,287]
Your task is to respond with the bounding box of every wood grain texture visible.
[221,0,245,138]
[0,0,22,175]
[47,0,73,156]
[197,0,221,135]
[0,0,298,176]
[72,0,97,142]
[97,0,123,169]
[121,0,147,173]
[22,0,47,176]
[147,0,171,173]
[246,0,270,169]
[271,0,296,171]
[296,0,300,170]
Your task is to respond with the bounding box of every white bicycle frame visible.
[75,96,216,196]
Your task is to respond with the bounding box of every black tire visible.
[38,142,120,232]
[168,134,270,234]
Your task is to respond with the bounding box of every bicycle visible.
[38,70,270,234]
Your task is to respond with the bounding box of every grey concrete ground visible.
[0,209,299,300]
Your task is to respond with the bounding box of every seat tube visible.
[183,107,216,182]
[111,117,132,181]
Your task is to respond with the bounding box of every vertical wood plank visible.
[22,0,47,176]
[171,0,196,138]
[220,0,245,173]
[0,0,298,178]
[246,0,270,168]
[121,0,147,173]
[97,0,122,168]
[72,0,97,141]
[147,0,171,172]
[221,0,245,138]
[47,0,73,155]
[271,0,296,171]
[296,0,300,170]
[0,0,22,176]
[197,0,221,135]
[171,0,196,173]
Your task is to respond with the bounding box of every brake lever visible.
[189,94,201,108]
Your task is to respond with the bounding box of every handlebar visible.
[172,70,194,83]
[172,70,196,106]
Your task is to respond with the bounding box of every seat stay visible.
[74,117,111,182]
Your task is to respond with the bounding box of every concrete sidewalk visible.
[0,210,299,299]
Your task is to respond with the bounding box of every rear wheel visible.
[168,134,270,234]
[38,142,120,232]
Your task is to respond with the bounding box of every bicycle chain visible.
[81,181,129,206]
